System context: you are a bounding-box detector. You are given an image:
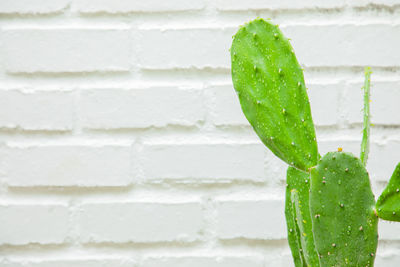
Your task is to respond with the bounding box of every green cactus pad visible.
[310,152,378,266]
[376,163,400,221]
[230,18,318,171]
[285,167,320,267]
[286,191,306,267]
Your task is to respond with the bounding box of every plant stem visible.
[360,67,371,166]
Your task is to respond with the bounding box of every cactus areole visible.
[230,18,399,267]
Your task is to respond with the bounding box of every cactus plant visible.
[230,18,399,266]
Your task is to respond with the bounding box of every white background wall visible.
[0,0,400,266]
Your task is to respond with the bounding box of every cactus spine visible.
[230,18,399,267]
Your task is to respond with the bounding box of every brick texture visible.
[0,0,399,265]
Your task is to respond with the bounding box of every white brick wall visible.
[3,259,134,267]
[0,90,74,130]
[80,87,205,129]
[72,0,205,13]
[0,0,70,14]
[3,144,132,186]
[216,200,286,240]
[0,1,399,266]
[2,28,131,73]
[0,204,69,245]
[140,143,266,182]
[78,202,203,243]
[142,256,264,267]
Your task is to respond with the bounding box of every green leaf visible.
[376,163,400,221]
[285,167,320,267]
[231,18,318,171]
[360,67,372,166]
[310,152,378,267]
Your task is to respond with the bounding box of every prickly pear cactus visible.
[376,163,400,221]
[230,18,399,267]
[231,19,318,172]
[310,152,378,266]
[286,167,319,267]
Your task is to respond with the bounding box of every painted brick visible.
[78,202,203,243]
[138,28,233,69]
[216,200,286,240]
[285,24,400,67]
[0,0,399,264]
[342,82,364,125]
[370,82,400,125]
[378,220,400,241]
[0,204,69,245]
[139,25,400,69]
[265,149,288,184]
[216,0,345,10]
[2,259,134,267]
[268,253,296,267]
[216,0,399,10]
[141,143,266,182]
[210,84,249,126]
[348,0,400,6]
[73,0,204,13]
[2,145,131,187]
[369,141,400,182]
[0,90,74,131]
[375,253,400,267]
[81,87,204,129]
[142,256,264,267]
[2,28,130,73]
[308,83,339,126]
[0,0,69,14]
[344,81,400,125]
